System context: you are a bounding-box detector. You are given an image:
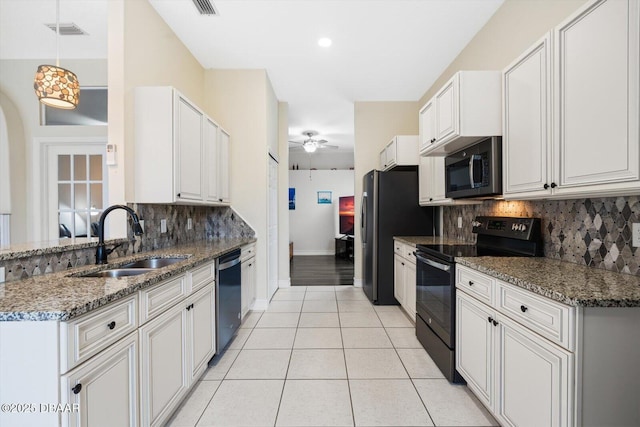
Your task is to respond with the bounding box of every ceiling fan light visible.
[34,65,80,109]
[303,143,317,153]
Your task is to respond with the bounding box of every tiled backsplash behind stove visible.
[443,197,640,275]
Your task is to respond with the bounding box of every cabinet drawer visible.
[404,245,416,264]
[60,295,137,373]
[394,241,404,256]
[190,262,214,293]
[456,265,494,305]
[497,281,575,351]
[240,244,256,263]
[140,275,188,324]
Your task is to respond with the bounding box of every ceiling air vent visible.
[45,23,89,36]
[192,0,219,16]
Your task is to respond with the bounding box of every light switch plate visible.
[187,218,193,230]
[161,219,167,234]
[0,267,5,283]
[633,223,640,247]
[139,220,145,232]
[458,216,463,228]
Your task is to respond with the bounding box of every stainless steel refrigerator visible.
[361,168,435,304]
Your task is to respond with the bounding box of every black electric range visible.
[414,216,543,383]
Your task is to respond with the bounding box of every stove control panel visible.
[472,216,541,240]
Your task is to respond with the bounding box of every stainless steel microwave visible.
[444,136,502,199]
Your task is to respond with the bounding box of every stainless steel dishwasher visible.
[216,249,242,353]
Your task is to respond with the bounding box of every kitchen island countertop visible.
[0,238,255,322]
[457,257,640,308]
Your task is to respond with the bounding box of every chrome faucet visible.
[95,205,144,264]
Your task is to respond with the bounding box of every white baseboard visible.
[278,278,291,288]
[353,278,363,288]
[293,250,334,256]
[252,299,269,311]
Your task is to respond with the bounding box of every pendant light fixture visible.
[33,0,79,109]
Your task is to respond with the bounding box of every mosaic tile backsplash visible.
[0,204,254,283]
[442,197,640,275]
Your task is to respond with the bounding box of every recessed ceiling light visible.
[318,37,332,47]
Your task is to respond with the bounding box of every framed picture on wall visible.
[289,188,296,210]
[317,191,332,204]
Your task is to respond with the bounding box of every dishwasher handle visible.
[218,256,240,270]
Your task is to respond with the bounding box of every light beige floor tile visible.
[243,328,296,349]
[341,328,393,349]
[227,328,251,350]
[202,350,240,380]
[255,312,300,328]
[197,379,284,427]
[294,327,343,349]
[339,311,383,328]
[226,349,291,379]
[373,305,403,313]
[267,300,303,312]
[279,285,307,292]
[306,285,339,291]
[335,291,369,301]
[386,327,423,348]
[287,349,347,379]
[276,380,353,427]
[413,379,498,426]
[298,312,340,328]
[166,380,220,427]
[349,379,433,426]
[338,300,375,312]
[377,310,414,327]
[302,299,338,313]
[272,292,306,301]
[344,349,408,379]
[396,349,445,379]
[304,291,337,301]
[334,286,357,291]
[240,311,264,328]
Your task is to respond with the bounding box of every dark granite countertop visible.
[456,257,640,308]
[0,238,256,321]
[394,236,473,247]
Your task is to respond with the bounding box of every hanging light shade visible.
[34,65,79,109]
[303,142,317,153]
[34,0,79,109]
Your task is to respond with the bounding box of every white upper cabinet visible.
[503,33,553,198]
[503,0,640,199]
[553,0,640,196]
[134,86,231,206]
[421,71,502,156]
[379,136,419,171]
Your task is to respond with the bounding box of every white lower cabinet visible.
[393,239,416,321]
[240,243,257,318]
[188,284,216,382]
[61,333,138,427]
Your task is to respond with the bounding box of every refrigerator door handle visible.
[361,192,367,244]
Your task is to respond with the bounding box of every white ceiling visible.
[0,0,504,152]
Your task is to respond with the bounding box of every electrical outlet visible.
[0,267,5,283]
[633,223,640,247]
[187,218,193,230]
[458,216,463,229]
[161,219,167,234]
[139,220,145,233]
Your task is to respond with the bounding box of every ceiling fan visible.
[289,130,338,153]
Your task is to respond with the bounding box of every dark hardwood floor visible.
[290,255,354,286]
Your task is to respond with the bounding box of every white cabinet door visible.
[175,96,203,201]
[241,256,256,318]
[61,333,138,427]
[496,315,572,427]
[503,33,553,198]
[419,101,435,153]
[204,118,219,203]
[187,284,216,383]
[418,155,433,205]
[404,261,416,321]
[218,129,231,204]
[435,76,458,143]
[139,303,188,427]
[393,254,405,306]
[385,140,397,169]
[431,156,448,202]
[456,291,495,410]
[554,0,640,193]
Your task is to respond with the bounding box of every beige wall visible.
[353,101,419,282]
[204,69,271,301]
[418,0,589,105]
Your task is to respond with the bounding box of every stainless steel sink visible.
[119,257,186,269]
[80,268,156,278]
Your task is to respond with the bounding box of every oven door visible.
[415,251,455,348]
